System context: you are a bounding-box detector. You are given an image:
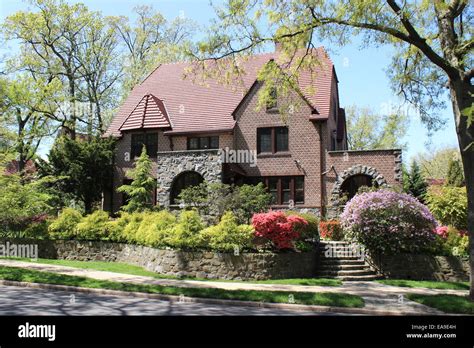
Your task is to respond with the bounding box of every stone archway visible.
[330,164,388,206]
[170,171,204,205]
[155,150,223,207]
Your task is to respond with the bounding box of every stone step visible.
[315,269,375,277]
[319,256,365,260]
[318,263,370,270]
[319,259,367,266]
[334,274,383,281]
[318,250,365,257]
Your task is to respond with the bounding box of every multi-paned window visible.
[131,132,158,158]
[187,136,219,150]
[257,127,288,154]
[246,176,304,205]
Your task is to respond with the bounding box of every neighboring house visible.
[103,47,402,216]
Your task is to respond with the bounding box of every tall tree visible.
[1,74,62,172]
[110,5,196,97]
[404,160,428,202]
[117,146,156,213]
[3,0,92,138]
[40,136,115,213]
[416,146,461,179]
[446,157,465,187]
[346,106,409,150]
[190,0,474,300]
[3,0,123,138]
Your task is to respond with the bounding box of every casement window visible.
[246,176,304,205]
[131,132,158,158]
[257,127,289,154]
[187,136,219,150]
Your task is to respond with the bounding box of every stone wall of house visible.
[155,150,223,208]
[1,239,318,280]
[366,253,470,282]
[104,132,234,213]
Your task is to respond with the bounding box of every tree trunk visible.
[449,77,474,300]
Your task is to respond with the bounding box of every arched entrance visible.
[330,164,388,206]
[170,171,204,205]
[340,174,376,200]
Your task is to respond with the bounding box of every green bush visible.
[134,211,177,247]
[285,211,319,240]
[48,208,83,239]
[444,226,468,257]
[121,212,146,243]
[22,217,50,239]
[105,212,133,242]
[198,211,254,252]
[453,235,469,257]
[234,184,273,223]
[425,186,467,230]
[167,210,204,249]
[178,182,272,224]
[76,210,110,240]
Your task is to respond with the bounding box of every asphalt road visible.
[0,285,346,316]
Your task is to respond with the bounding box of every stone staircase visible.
[316,241,382,281]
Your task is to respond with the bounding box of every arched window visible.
[170,171,204,205]
[340,174,376,200]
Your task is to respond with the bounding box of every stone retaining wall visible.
[1,239,318,280]
[367,253,470,282]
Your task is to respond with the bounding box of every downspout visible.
[318,122,326,218]
[110,148,115,215]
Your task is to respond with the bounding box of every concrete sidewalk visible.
[0,259,465,315]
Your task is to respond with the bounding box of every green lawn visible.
[406,294,474,314]
[377,279,469,291]
[0,265,363,308]
[1,257,342,286]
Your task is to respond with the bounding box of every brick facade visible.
[104,59,402,217]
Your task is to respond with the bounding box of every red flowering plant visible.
[319,220,344,241]
[251,211,308,250]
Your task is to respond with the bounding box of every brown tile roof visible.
[105,47,335,137]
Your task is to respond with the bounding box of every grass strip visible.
[377,279,469,291]
[0,265,363,308]
[1,257,342,286]
[406,294,474,314]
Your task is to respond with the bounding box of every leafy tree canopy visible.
[346,105,409,150]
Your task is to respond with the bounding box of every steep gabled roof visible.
[118,94,171,131]
[105,47,336,137]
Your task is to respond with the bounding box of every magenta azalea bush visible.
[341,190,437,254]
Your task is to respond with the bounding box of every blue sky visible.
[0,0,459,161]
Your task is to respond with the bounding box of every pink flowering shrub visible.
[341,190,437,254]
[252,211,308,250]
[434,226,449,239]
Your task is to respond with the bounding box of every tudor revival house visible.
[104,47,402,216]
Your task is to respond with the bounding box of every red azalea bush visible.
[251,211,308,250]
[319,220,344,241]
